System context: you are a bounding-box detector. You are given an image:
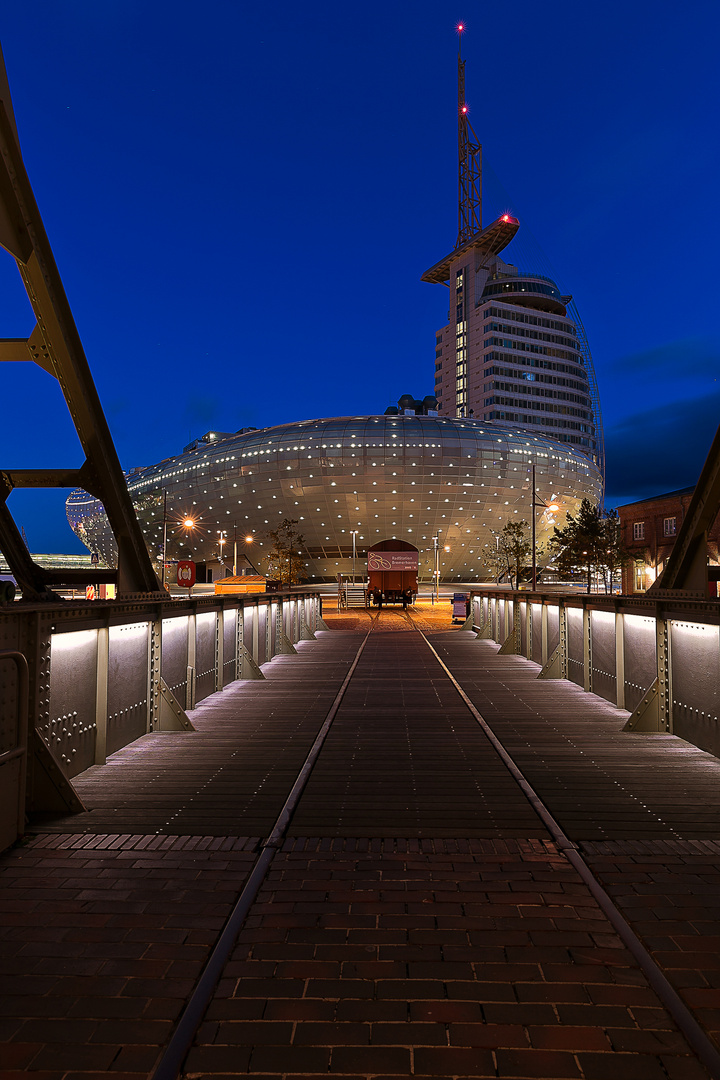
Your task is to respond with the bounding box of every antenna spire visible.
[456,24,482,245]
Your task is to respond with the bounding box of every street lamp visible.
[350,530,358,584]
[161,491,168,589]
[217,531,228,574]
[531,463,559,591]
[432,530,442,604]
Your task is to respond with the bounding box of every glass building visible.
[66,414,603,583]
[426,245,603,468]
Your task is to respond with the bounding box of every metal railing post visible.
[235,600,243,682]
[615,611,625,710]
[252,603,259,665]
[215,608,224,692]
[148,613,162,732]
[559,599,568,680]
[187,611,196,711]
[0,650,29,851]
[657,610,672,732]
[94,626,109,765]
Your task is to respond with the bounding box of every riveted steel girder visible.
[0,45,160,599]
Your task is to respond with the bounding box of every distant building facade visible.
[429,250,599,458]
[423,41,603,471]
[618,487,720,594]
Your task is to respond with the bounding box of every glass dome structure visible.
[66,414,603,582]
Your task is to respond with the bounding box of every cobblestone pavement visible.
[1,623,718,1079]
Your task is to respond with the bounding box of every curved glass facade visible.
[482,277,563,301]
[66,414,603,582]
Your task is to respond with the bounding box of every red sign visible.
[368,551,419,572]
[177,560,196,587]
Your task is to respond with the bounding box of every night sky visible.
[1,1,718,553]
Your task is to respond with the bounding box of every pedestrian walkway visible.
[2,611,719,1078]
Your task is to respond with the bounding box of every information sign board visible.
[368,551,419,572]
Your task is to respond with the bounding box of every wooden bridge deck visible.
[2,616,720,1078]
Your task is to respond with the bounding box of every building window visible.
[663,517,676,537]
[634,562,645,592]
[633,521,645,540]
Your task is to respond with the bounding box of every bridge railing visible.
[0,590,324,845]
[469,588,720,759]
[0,651,29,851]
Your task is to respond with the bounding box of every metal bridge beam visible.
[648,424,720,596]
[0,48,161,598]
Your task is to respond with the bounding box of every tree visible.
[548,500,630,593]
[595,508,632,593]
[483,520,532,590]
[265,518,306,586]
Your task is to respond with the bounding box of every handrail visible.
[0,650,30,844]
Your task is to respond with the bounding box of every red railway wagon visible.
[367,540,418,608]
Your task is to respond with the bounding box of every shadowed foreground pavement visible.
[2,607,720,1079]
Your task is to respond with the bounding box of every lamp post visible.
[432,530,442,604]
[179,516,198,595]
[531,464,559,592]
[217,531,228,577]
[350,530,358,584]
[241,532,254,578]
[161,491,168,589]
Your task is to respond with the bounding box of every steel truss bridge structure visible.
[0,46,160,600]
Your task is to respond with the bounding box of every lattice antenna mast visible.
[457,24,482,245]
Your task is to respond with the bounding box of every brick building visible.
[618,487,720,594]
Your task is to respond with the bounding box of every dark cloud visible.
[609,337,720,378]
[604,390,720,504]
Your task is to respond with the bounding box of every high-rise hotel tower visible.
[423,29,603,470]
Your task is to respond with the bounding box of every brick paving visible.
[188,839,708,1079]
[1,621,719,1078]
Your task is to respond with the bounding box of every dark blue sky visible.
[1,1,718,552]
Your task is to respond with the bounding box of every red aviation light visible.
[457,22,465,31]
[502,215,509,222]
[461,105,468,114]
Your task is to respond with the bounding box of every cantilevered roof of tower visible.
[418,210,520,285]
[420,213,519,285]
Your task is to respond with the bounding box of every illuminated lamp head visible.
[461,105,468,114]
[502,214,509,222]
[457,22,464,31]
[183,517,196,529]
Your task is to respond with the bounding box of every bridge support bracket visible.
[316,616,331,632]
[240,644,264,680]
[538,644,562,680]
[27,729,86,814]
[158,679,195,731]
[623,679,661,733]
[498,629,517,655]
[278,630,298,655]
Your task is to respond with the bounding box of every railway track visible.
[151,610,720,1080]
